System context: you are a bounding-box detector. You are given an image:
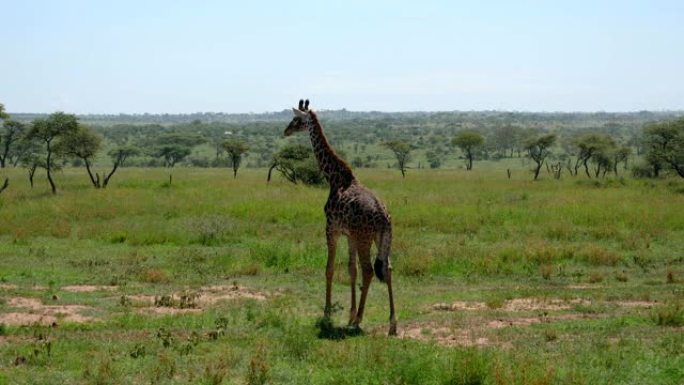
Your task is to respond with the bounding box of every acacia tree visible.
[27,112,79,194]
[383,140,413,178]
[222,139,249,178]
[643,118,684,178]
[1,120,26,168]
[452,131,485,170]
[154,133,204,167]
[267,144,323,185]
[101,146,140,188]
[59,126,102,187]
[525,134,557,180]
[571,133,614,178]
[612,146,631,176]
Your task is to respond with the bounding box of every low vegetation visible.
[0,165,683,384]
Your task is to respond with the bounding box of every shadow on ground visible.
[315,316,364,340]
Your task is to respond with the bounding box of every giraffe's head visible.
[284,99,311,137]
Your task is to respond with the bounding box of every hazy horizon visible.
[2,1,683,114]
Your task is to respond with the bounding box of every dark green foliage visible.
[383,140,414,177]
[1,119,27,168]
[642,118,684,178]
[525,134,557,180]
[153,132,205,167]
[222,139,249,178]
[452,130,485,170]
[269,144,324,185]
[27,112,80,193]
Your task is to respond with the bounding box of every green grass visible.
[0,165,683,384]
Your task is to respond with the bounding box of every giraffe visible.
[284,99,397,336]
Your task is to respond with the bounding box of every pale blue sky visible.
[1,0,683,113]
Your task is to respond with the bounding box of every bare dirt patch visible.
[141,307,203,315]
[197,284,268,305]
[433,298,592,313]
[612,300,657,308]
[503,298,591,312]
[0,283,18,290]
[400,323,495,347]
[124,284,269,315]
[61,285,118,293]
[400,312,601,347]
[1,297,97,326]
[433,301,487,311]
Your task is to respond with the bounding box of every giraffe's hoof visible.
[388,322,398,337]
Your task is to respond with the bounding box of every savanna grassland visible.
[0,164,683,385]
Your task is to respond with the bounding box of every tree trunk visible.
[28,164,37,188]
[675,166,684,178]
[102,159,121,188]
[0,178,8,194]
[267,163,276,182]
[533,162,542,180]
[84,158,101,188]
[46,141,56,194]
[233,167,238,179]
[583,161,591,178]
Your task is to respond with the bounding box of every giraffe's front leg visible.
[347,237,358,325]
[324,227,339,317]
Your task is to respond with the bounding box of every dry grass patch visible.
[0,297,97,325]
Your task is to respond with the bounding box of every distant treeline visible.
[2,104,683,195]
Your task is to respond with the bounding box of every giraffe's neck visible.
[305,112,355,189]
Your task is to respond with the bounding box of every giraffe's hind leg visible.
[352,238,373,327]
[347,237,358,325]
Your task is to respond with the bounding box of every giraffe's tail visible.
[374,226,392,283]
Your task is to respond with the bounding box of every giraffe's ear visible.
[292,108,307,118]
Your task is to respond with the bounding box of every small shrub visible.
[578,245,622,266]
[588,272,604,283]
[188,215,233,246]
[539,264,553,280]
[246,346,269,385]
[615,271,628,282]
[631,162,655,178]
[83,355,118,385]
[652,303,684,327]
[204,358,229,385]
[156,328,174,348]
[151,352,176,383]
[130,343,146,358]
[443,348,488,385]
[543,329,558,342]
[139,269,169,284]
[237,263,261,276]
[666,271,676,284]
[485,297,504,309]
